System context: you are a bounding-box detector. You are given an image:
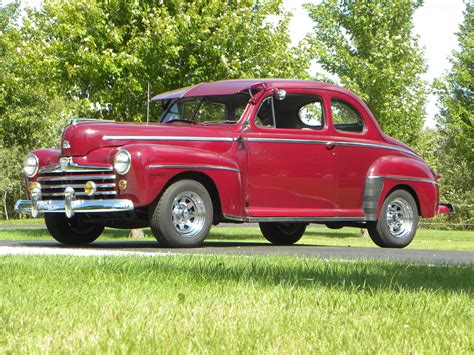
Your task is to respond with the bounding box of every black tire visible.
[44,213,104,245]
[367,189,419,248]
[259,222,306,245]
[148,179,213,248]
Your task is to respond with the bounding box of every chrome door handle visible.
[325,142,335,150]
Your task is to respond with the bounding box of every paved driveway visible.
[0,240,472,265]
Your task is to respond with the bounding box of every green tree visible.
[433,1,473,214]
[305,0,427,146]
[22,0,310,121]
[0,1,79,218]
[0,0,310,218]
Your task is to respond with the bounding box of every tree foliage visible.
[305,0,427,146]
[0,0,309,218]
[433,1,473,212]
[21,0,309,121]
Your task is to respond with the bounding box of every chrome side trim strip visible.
[368,175,437,184]
[149,164,240,173]
[247,137,327,145]
[70,118,115,125]
[38,175,116,182]
[103,135,234,142]
[223,214,366,223]
[247,137,418,158]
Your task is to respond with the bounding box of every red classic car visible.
[16,79,453,248]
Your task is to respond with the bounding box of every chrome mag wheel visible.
[385,197,414,239]
[171,191,206,237]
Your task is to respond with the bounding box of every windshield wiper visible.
[164,119,198,125]
[203,120,237,125]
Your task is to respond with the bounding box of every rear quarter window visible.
[331,99,365,133]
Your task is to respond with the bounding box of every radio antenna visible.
[146,81,150,125]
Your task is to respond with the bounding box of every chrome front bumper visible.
[15,199,134,218]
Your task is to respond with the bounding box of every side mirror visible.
[274,89,286,101]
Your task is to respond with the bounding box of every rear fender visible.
[363,156,438,219]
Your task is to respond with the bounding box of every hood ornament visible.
[62,140,71,150]
[60,157,72,172]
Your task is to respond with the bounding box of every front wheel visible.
[367,189,418,248]
[45,214,104,245]
[259,222,307,245]
[149,179,213,248]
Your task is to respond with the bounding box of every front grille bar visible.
[40,163,113,174]
[42,191,117,197]
[36,160,117,200]
[38,175,116,182]
[39,183,116,190]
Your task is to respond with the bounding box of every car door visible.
[326,92,384,216]
[243,89,337,218]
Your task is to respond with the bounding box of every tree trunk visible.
[3,191,8,220]
[360,228,369,237]
[128,229,145,238]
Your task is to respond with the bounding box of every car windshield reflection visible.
[160,93,250,124]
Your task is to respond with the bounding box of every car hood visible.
[61,122,234,156]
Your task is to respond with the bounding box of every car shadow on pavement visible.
[17,240,319,249]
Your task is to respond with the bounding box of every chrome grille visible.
[38,161,116,200]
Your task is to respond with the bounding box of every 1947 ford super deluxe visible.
[15,79,453,248]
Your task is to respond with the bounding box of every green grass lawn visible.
[1,224,473,250]
[1,255,472,353]
[0,218,44,225]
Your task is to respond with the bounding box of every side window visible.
[331,100,364,133]
[298,101,323,129]
[255,97,275,127]
[255,94,325,130]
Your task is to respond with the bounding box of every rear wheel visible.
[259,222,306,245]
[149,180,213,248]
[45,213,104,245]
[367,189,418,248]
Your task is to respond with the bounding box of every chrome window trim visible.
[330,99,366,134]
[103,135,234,142]
[368,175,437,185]
[246,137,419,158]
[149,164,240,173]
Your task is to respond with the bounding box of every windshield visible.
[160,93,250,124]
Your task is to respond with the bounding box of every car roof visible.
[151,79,356,101]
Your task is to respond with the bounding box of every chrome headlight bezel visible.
[23,153,39,178]
[113,149,132,175]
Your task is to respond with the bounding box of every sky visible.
[11,0,466,128]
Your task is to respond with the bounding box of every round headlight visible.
[113,149,131,175]
[23,153,39,177]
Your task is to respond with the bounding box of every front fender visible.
[364,156,438,219]
[116,144,243,216]
[31,149,61,172]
